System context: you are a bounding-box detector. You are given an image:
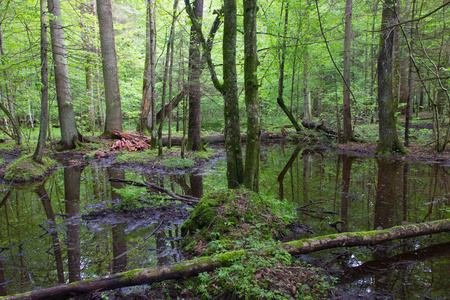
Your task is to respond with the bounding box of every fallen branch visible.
[108,179,199,204]
[4,218,449,300]
[301,120,339,136]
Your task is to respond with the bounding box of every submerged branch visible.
[108,179,199,204]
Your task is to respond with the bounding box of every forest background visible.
[0,0,449,167]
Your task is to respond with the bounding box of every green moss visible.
[121,269,143,281]
[4,155,57,182]
[114,149,160,164]
[163,157,195,169]
[181,189,292,256]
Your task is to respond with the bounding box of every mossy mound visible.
[4,155,57,182]
[181,189,288,256]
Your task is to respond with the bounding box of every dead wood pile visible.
[110,130,151,151]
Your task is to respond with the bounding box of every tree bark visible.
[187,0,204,151]
[243,0,260,192]
[33,0,49,163]
[184,0,243,188]
[375,0,405,154]
[48,0,82,150]
[96,0,123,136]
[405,0,416,146]
[7,218,450,300]
[342,0,354,142]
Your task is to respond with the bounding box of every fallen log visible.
[108,179,199,204]
[301,120,339,136]
[3,218,449,300]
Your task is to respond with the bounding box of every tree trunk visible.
[342,0,354,142]
[187,0,204,151]
[0,22,22,145]
[243,0,260,192]
[96,0,123,136]
[405,0,416,147]
[140,0,157,149]
[222,0,243,189]
[48,0,82,150]
[33,0,49,163]
[8,218,450,300]
[375,0,405,154]
[184,0,243,188]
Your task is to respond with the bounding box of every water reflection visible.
[0,146,449,297]
[0,162,194,295]
[273,146,450,298]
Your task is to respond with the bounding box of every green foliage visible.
[184,248,336,299]
[4,155,57,182]
[164,157,195,169]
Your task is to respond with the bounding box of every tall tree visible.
[158,0,179,155]
[187,0,204,151]
[140,0,157,149]
[0,18,21,145]
[48,0,83,150]
[342,0,355,142]
[33,0,49,163]
[96,0,123,136]
[185,0,244,188]
[375,0,405,154]
[243,0,260,192]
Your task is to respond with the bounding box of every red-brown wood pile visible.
[110,130,151,151]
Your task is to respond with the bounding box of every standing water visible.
[0,145,449,298]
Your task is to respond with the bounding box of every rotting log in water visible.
[3,218,449,300]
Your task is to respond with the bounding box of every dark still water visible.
[0,145,449,298]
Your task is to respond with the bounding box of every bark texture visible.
[33,0,49,163]
[375,0,405,154]
[96,0,123,136]
[187,0,204,151]
[342,0,354,142]
[6,219,450,300]
[243,0,260,192]
[48,0,82,150]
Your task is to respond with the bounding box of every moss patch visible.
[181,189,289,256]
[4,155,57,182]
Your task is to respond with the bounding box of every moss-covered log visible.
[3,218,449,300]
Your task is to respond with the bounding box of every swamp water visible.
[0,145,449,299]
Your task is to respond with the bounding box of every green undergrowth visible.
[4,155,57,182]
[173,189,336,299]
[181,189,295,256]
[120,189,336,299]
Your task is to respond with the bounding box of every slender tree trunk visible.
[158,0,178,155]
[375,0,405,154]
[243,0,260,192]
[96,0,123,136]
[0,21,21,145]
[48,0,82,150]
[342,0,354,142]
[140,0,157,149]
[405,0,416,146]
[187,0,204,151]
[33,0,49,163]
[277,2,302,132]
